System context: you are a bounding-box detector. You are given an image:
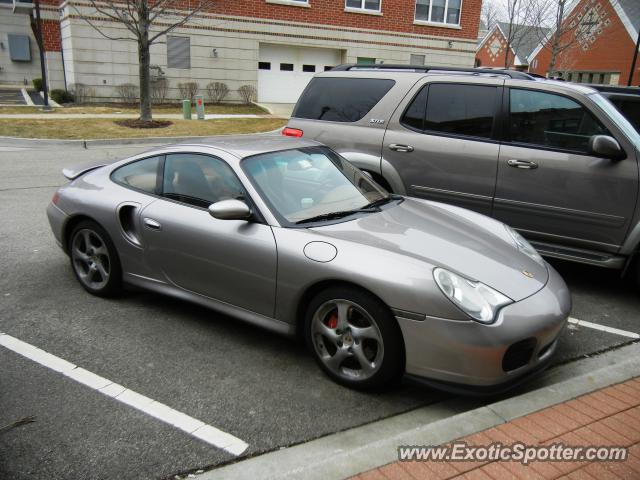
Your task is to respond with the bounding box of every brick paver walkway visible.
[354,377,640,479]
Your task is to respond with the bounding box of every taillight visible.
[282,127,303,138]
[52,192,60,205]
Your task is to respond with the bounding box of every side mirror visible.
[589,135,624,159]
[208,199,252,221]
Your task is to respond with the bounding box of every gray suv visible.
[285,65,640,284]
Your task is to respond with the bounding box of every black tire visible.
[304,286,404,390]
[68,220,122,297]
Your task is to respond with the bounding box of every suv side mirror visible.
[589,135,624,159]
[208,199,252,221]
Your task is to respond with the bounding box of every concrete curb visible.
[0,128,285,149]
[200,342,640,480]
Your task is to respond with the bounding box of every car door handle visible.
[389,144,414,152]
[507,159,538,169]
[143,217,162,230]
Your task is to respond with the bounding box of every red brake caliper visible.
[327,312,338,329]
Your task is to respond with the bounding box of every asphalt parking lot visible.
[1,140,639,480]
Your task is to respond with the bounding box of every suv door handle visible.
[143,217,162,230]
[389,144,414,153]
[507,159,538,169]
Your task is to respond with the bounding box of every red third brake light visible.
[282,127,303,138]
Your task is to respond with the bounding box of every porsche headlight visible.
[505,225,545,266]
[433,268,513,324]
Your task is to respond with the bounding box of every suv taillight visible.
[52,192,60,205]
[282,127,303,138]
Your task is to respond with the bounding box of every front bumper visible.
[397,264,570,392]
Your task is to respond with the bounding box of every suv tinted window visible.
[293,77,395,122]
[401,85,428,131]
[112,156,161,194]
[510,89,610,153]
[423,84,497,138]
[163,154,245,208]
[609,96,640,132]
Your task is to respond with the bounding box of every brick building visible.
[1,0,482,105]
[475,22,549,71]
[528,0,640,86]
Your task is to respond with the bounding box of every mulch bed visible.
[115,119,172,129]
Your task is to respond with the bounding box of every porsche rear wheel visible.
[305,286,404,390]
[69,221,122,297]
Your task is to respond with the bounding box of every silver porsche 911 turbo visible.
[47,136,570,393]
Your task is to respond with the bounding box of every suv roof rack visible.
[330,64,536,80]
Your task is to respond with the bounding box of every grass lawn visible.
[0,118,286,139]
[0,103,269,115]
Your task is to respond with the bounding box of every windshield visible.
[242,146,388,225]
[590,93,640,151]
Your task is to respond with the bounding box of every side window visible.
[111,156,161,194]
[423,84,497,139]
[610,97,640,133]
[163,154,245,208]
[401,85,428,131]
[509,89,610,153]
[293,77,395,122]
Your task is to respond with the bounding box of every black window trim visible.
[399,81,503,144]
[503,86,627,159]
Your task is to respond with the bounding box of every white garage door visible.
[258,44,342,104]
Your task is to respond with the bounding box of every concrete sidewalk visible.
[201,342,640,480]
[355,377,640,479]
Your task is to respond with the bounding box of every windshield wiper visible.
[363,194,401,209]
[295,206,380,225]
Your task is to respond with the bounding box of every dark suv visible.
[285,65,640,284]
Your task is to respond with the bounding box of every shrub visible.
[32,78,43,91]
[70,83,94,104]
[151,77,169,104]
[238,84,257,104]
[114,83,139,103]
[178,82,199,102]
[50,89,74,104]
[205,81,229,104]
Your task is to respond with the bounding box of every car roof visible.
[316,68,602,96]
[161,135,321,159]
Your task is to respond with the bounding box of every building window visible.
[167,36,191,69]
[345,0,381,12]
[410,54,425,65]
[258,62,271,70]
[357,57,376,65]
[280,63,294,71]
[302,65,316,72]
[8,34,31,62]
[415,0,462,25]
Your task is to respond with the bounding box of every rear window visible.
[293,77,395,123]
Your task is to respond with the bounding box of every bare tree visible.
[73,0,214,121]
[481,0,502,32]
[501,0,540,68]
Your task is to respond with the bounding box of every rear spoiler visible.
[62,161,110,180]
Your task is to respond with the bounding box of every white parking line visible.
[0,332,248,456]
[568,317,640,339]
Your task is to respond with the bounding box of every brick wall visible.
[174,0,482,40]
[476,27,519,68]
[41,19,61,52]
[529,0,639,86]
